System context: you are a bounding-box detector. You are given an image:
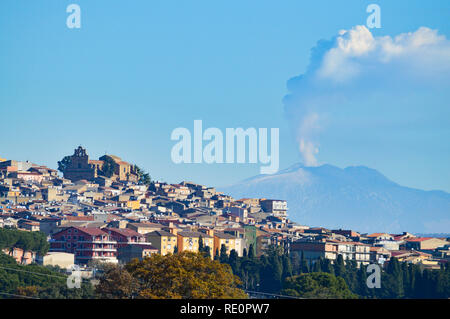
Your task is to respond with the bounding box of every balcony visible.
[78,240,117,244]
[77,248,117,252]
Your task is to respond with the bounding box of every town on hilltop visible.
[0,146,449,273]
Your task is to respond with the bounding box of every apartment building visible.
[260,199,288,217]
[291,239,370,265]
[146,230,178,255]
[50,226,118,264]
[105,227,146,248]
[177,230,214,254]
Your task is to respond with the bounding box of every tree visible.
[282,254,293,279]
[229,249,239,274]
[99,157,116,178]
[198,236,204,252]
[384,257,404,298]
[300,251,309,274]
[219,244,229,263]
[133,165,151,186]
[0,251,94,299]
[334,254,346,278]
[214,248,220,261]
[124,252,247,299]
[312,258,322,273]
[322,259,334,275]
[57,156,72,173]
[290,251,301,275]
[95,264,140,299]
[248,244,255,259]
[281,272,357,299]
[0,228,49,256]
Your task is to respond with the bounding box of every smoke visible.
[283,25,450,166]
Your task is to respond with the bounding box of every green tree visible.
[334,254,346,278]
[282,254,293,279]
[214,248,220,261]
[57,156,72,173]
[219,244,229,263]
[300,251,309,274]
[99,157,116,178]
[198,236,204,252]
[133,165,151,186]
[312,260,321,273]
[248,244,255,259]
[384,257,404,298]
[282,272,357,299]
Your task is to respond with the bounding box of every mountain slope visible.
[218,164,450,233]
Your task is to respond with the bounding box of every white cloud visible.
[284,25,450,166]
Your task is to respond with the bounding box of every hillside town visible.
[0,146,449,274]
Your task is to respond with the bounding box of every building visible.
[105,228,146,248]
[370,247,391,263]
[331,229,361,240]
[50,226,118,264]
[291,240,338,262]
[2,247,37,265]
[366,233,394,242]
[126,222,163,235]
[62,146,99,182]
[177,230,213,254]
[229,206,248,222]
[18,220,40,232]
[62,146,138,183]
[403,237,449,250]
[260,199,288,217]
[146,230,178,255]
[38,252,75,269]
[99,155,138,182]
[117,244,158,264]
[214,232,238,256]
[291,239,371,266]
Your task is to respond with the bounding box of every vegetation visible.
[216,245,450,299]
[96,252,247,299]
[1,229,447,299]
[0,252,94,299]
[99,156,116,178]
[0,227,49,256]
[57,156,72,173]
[282,272,357,299]
[133,165,151,186]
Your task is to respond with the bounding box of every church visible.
[62,146,138,183]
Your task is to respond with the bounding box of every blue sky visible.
[0,0,449,191]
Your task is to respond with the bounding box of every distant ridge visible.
[219,163,450,234]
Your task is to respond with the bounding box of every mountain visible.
[218,163,450,234]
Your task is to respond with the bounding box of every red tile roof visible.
[73,227,108,236]
[106,228,143,237]
[405,237,433,242]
